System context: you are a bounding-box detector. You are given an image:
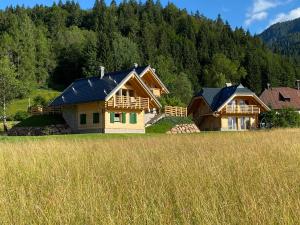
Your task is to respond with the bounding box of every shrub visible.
[14,111,29,122]
[33,95,47,106]
[262,108,300,128]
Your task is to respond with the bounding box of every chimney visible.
[100,66,105,79]
[296,80,300,91]
[226,82,232,87]
[134,63,138,68]
[267,83,271,90]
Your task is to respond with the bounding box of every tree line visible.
[0,0,300,108]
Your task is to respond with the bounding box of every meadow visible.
[0,130,299,224]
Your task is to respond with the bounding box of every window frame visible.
[80,114,87,125]
[93,112,100,124]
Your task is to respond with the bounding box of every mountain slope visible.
[259,18,300,56]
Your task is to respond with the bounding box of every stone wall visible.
[166,124,200,134]
[8,124,71,136]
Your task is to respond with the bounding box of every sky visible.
[0,0,300,34]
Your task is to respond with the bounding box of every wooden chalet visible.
[188,84,270,131]
[49,65,169,133]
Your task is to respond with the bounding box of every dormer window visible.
[279,92,291,102]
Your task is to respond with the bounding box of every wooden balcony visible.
[224,105,260,114]
[107,96,150,110]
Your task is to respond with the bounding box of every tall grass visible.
[0,130,299,224]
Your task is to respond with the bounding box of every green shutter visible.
[130,113,137,124]
[110,112,115,123]
[133,113,137,124]
[122,112,126,124]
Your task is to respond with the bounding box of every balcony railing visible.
[165,106,187,117]
[224,105,260,114]
[107,96,150,110]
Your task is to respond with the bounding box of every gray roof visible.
[50,66,151,107]
[196,84,254,111]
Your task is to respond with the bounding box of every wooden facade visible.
[55,66,168,134]
[189,94,269,132]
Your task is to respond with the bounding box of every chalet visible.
[49,65,169,133]
[188,84,270,131]
[260,87,300,113]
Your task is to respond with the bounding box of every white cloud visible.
[245,0,293,26]
[245,11,268,26]
[269,7,300,26]
[252,0,278,13]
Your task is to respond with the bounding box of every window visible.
[129,90,135,97]
[279,93,291,102]
[80,114,86,125]
[110,112,126,123]
[114,113,121,123]
[228,100,236,106]
[240,117,251,130]
[130,113,137,124]
[93,113,100,124]
[228,117,237,130]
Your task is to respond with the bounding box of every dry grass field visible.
[0,130,299,224]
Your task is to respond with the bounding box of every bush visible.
[33,95,47,106]
[262,108,300,128]
[14,111,29,122]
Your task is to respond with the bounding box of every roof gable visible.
[138,66,170,94]
[195,84,254,111]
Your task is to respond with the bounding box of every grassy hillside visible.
[146,117,194,133]
[0,130,299,224]
[7,89,60,118]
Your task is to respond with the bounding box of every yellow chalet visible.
[49,65,169,133]
[188,84,270,131]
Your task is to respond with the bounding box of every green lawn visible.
[146,116,194,133]
[7,88,60,118]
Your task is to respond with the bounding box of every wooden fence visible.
[164,106,187,117]
[29,106,62,116]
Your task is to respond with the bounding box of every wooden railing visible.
[165,106,187,117]
[224,105,260,114]
[29,106,62,116]
[107,96,150,110]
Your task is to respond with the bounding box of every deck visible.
[223,105,260,114]
[106,96,150,110]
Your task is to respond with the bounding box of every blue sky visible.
[0,0,299,34]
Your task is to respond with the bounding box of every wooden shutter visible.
[122,112,126,124]
[110,112,115,123]
[130,113,137,124]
